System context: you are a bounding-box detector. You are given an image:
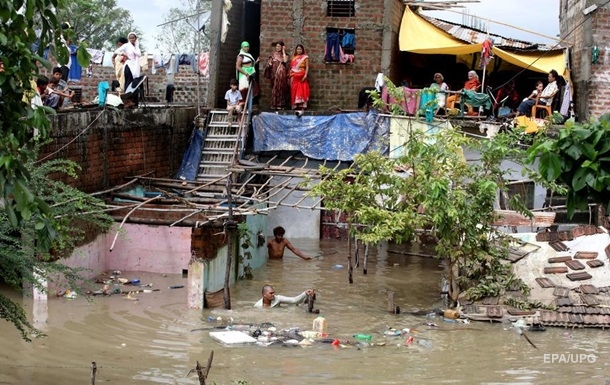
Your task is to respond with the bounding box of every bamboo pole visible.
[363,243,369,275]
[109,195,164,251]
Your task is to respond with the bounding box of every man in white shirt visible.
[254,285,314,308]
[516,70,559,116]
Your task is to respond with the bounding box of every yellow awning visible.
[399,6,482,55]
[398,7,567,75]
[493,47,566,75]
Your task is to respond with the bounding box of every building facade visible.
[560,0,610,120]
[207,0,405,110]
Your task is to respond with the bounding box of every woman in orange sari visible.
[289,44,310,110]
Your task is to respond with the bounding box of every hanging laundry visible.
[342,32,355,50]
[198,52,210,78]
[68,44,82,81]
[480,38,494,68]
[173,53,198,73]
[151,53,173,74]
[86,48,105,64]
[325,32,340,62]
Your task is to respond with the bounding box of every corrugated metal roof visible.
[420,14,560,51]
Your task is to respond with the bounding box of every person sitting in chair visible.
[516,70,559,117]
[446,70,481,115]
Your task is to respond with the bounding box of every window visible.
[327,0,355,17]
[324,28,356,64]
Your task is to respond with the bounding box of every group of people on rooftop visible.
[226,40,311,122]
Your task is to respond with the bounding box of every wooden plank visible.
[587,260,604,268]
[553,287,570,297]
[574,251,599,259]
[548,256,572,263]
[567,272,593,281]
[565,260,586,270]
[580,284,599,295]
[493,210,555,227]
[544,266,568,274]
[535,277,556,288]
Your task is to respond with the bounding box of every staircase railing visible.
[232,80,254,167]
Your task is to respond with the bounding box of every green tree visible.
[56,0,142,50]
[155,0,211,53]
[526,115,610,219]
[308,80,558,304]
[1,149,114,341]
[0,0,106,340]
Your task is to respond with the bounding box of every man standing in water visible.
[267,226,311,260]
[254,284,314,308]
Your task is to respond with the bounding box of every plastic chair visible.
[530,94,552,118]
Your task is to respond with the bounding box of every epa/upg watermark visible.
[543,353,597,364]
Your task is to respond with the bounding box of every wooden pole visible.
[353,237,359,268]
[223,179,233,310]
[90,362,97,385]
[189,350,214,385]
[363,243,369,275]
[347,221,353,284]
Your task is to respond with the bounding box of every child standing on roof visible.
[225,78,243,127]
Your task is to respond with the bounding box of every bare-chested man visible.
[267,226,311,260]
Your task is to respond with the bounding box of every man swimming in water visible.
[267,226,311,260]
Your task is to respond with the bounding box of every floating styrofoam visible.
[209,331,256,345]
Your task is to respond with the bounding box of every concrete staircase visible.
[197,110,242,182]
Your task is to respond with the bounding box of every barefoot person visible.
[267,226,311,260]
[254,285,314,308]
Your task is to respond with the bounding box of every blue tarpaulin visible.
[252,111,389,161]
[175,129,204,181]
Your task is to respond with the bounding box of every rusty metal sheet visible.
[587,260,605,268]
[549,241,570,252]
[567,272,593,281]
[535,277,556,288]
[580,284,599,295]
[565,260,586,270]
[486,306,503,318]
[553,287,570,297]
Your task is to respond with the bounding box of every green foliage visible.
[526,115,610,218]
[237,222,253,280]
[0,146,113,341]
[155,0,211,53]
[504,296,555,311]
[56,0,142,51]
[309,83,548,302]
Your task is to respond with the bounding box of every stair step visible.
[205,135,239,140]
[202,148,234,154]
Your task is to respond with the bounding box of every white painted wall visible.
[267,176,321,239]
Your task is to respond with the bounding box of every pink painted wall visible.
[59,223,191,280]
[105,224,192,274]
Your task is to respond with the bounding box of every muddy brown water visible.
[0,239,608,384]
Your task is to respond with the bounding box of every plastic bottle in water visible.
[353,334,372,341]
[312,316,328,334]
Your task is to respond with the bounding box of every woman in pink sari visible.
[289,44,310,110]
[265,41,289,110]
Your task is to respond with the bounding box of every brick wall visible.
[255,0,402,111]
[40,58,208,106]
[38,107,196,193]
[560,0,610,120]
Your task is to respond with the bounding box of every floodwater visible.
[0,239,609,385]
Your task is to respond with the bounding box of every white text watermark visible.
[543,353,597,364]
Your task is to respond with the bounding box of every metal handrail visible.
[232,80,254,166]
